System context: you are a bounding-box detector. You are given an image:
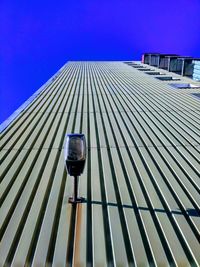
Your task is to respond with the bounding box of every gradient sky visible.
[1,0,200,123]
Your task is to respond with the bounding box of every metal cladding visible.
[0,61,200,266]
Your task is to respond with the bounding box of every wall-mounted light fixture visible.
[64,133,86,204]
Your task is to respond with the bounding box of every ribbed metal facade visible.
[0,61,200,266]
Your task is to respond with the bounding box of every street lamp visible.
[64,134,86,204]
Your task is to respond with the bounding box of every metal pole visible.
[68,175,84,204]
[74,176,78,202]
[181,60,185,76]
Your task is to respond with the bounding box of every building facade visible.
[0,61,200,266]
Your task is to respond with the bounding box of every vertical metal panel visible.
[1,62,200,266]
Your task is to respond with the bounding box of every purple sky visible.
[1,0,200,123]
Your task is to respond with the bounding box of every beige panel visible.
[1,61,200,267]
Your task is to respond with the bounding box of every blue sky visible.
[1,0,200,123]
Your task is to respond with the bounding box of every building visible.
[142,53,200,80]
[0,61,200,266]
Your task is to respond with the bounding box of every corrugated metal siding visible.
[0,61,200,266]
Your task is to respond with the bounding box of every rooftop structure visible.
[143,53,200,80]
[0,61,200,266]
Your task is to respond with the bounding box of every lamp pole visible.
[68,175,84,204]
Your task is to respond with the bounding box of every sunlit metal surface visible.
[0,62,200,266]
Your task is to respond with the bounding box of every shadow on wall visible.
[81,200,200,217]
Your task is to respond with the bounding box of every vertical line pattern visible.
[0,62,200,267]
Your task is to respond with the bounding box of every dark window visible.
[132,65,145,68]
[124,62,141,67]
[156,76,180,81]
[169,83,200,89]
[137,68,152,71]
[192,93,200,99]
[145,72,165,75]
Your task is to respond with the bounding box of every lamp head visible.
[64,134,86,176]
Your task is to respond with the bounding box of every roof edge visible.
[0,63,68,133]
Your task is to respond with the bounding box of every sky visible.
[1,0,200,124]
